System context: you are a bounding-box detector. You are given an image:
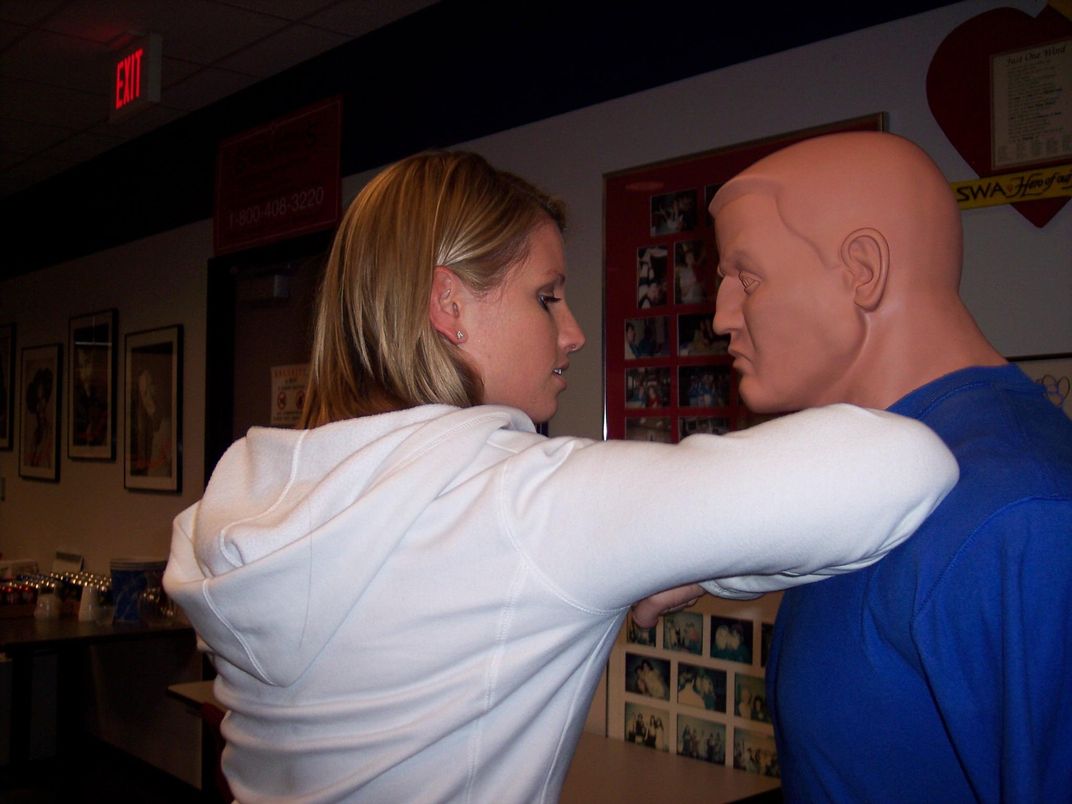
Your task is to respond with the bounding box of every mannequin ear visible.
[840,228,889,312]
[429,266,464,340]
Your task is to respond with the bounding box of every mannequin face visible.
[713,192,863,413]
[456,222,585,423]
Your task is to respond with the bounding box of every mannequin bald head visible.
[711,131,1003,413]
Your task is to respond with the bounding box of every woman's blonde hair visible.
[300,151,565,428]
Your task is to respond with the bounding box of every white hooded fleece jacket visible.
[164,402,957,803]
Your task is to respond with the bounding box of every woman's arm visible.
[501,404,957,611]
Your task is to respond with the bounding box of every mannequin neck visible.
[839,296,1006,410]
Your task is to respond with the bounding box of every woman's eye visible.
[739,272,759,294]
[538,293,561,310]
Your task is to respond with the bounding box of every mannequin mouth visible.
[727,349,751,372]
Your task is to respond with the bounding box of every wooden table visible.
[167,681,781,803]
[167,679,228,799]
[562,731,781,803]
[0,616,195,765]
[167,679,219,710]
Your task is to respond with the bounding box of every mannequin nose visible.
[713,281,741,335]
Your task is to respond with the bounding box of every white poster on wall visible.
[991,39,1072,169]
[270,363,309,427]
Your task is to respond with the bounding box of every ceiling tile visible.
[1,76,109,129]
[2,29,111,93]
[223,0,340,22]
[0,0,67,27]
[0,117,71,154]
[216,23,349,77]
[13,153,77,179]
[0,19,26,49]
[90,102,184,140]
[160,55,204,89]
[0,163,60,196]
[43,0,155,45]
[0,149,25,169]
[307,0,437,37]
[145,1,289,65]
[43,130,125,163]
[160,67,257,113]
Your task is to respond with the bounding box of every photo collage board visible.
[603,114,886,443]
[607,593,783,779]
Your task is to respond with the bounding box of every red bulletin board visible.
[603,115,886,442]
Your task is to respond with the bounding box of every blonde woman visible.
[165,151,957,803]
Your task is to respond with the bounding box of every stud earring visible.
[456,330,466,343]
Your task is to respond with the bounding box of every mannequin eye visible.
[739,272,760,294]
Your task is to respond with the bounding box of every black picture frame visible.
[19,342,62,482]
[68,309,117,460]
[1009,352,1072,420]
[124,325,182,492]
[0,323,14,451]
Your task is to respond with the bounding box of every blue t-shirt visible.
[768,365,1072,802]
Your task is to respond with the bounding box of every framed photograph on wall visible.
[125,325,182,492]
[68,309,117,460]
[0,323,14,450]
[1009,352,1072,420]
[19,343,62,481]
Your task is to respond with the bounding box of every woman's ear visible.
[429,266,465,342]
[840,228,890,312]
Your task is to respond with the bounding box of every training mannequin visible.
[707,131,1072,801]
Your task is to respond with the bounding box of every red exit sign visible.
[110,33,161,121]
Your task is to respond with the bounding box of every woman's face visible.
[137,369,158,416]
[458,222,585,423]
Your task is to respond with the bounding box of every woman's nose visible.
[560,304,586,354]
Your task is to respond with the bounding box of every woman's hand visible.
[631,583,705,627]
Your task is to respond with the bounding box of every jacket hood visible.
[164,405,535,686]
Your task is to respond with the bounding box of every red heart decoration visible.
[927,5,1072,227]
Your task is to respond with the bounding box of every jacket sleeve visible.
[497,403,958,611]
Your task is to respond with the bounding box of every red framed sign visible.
[603,114,886,442]
[214,97,342,255]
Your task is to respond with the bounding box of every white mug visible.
[78,585,100,622]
